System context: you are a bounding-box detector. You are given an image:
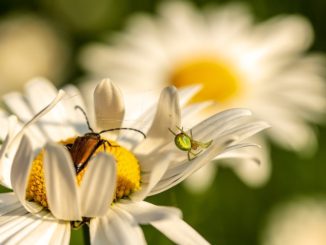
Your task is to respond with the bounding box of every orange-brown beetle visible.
[66,106,146,173]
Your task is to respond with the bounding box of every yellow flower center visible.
[170,56,242,105]
[26,137,141,208]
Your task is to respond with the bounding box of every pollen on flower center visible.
[25,137,141,208]
[170,56,242,104]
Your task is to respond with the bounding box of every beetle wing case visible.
[69,134,101,171]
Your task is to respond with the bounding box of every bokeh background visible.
[0,0,325,244]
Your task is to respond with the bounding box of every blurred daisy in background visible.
[0,13,69,95]
[0,78,268,244]
[261,197,326,245]
[80,1,326,191]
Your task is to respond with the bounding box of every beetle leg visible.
[102,139,119,149]
[65,143,73,151]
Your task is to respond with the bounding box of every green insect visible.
[169,126,213,161]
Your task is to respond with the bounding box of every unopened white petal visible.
[94,79,125,131]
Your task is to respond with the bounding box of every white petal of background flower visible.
[79,0,326,190]
[261,197,326,245]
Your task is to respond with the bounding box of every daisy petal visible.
[0,210,36,242]
[191,108,252,141]
[147,86,181,138]
[120,201,181,223]
[3,92,46,149]
[90,208,146,245]
[152,120,269,194]
[10,135,43,213]
[94,79,125,131]
[216,136,271,187]
[0,116,18,189]
[150,143,225,195]
[79,153,116,217]
[49,221,71,245]
[131,153,172,201]
[135,86,181,154]
[178,84,202,106]
[1,210,70,245]
[43,142,81,221]
[0,193,25,216]
[24,78,75,141]
[181,101,214,128]
[62,84,89,134]
[7,89,66,154]
[217,121,270,145]
[151,212,209,245]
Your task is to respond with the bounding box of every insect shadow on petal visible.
[65,105,146,174]
[169,126,213,161]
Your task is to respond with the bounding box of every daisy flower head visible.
[0,78,269,244]
[80,1,326,189]
[261,197,326,245]
[0,14,69,94]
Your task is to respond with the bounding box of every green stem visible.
[82,225,91,245]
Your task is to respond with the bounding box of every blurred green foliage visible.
[0,0,325,244]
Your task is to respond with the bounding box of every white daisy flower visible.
[79,1,326,190]
[0,78,268,244]
[261,197,326,245]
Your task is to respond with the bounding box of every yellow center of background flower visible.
[170,56,241,104]
[26,137,141,208]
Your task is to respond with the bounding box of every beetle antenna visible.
[99,127,146,138]
[74,105,94,132]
